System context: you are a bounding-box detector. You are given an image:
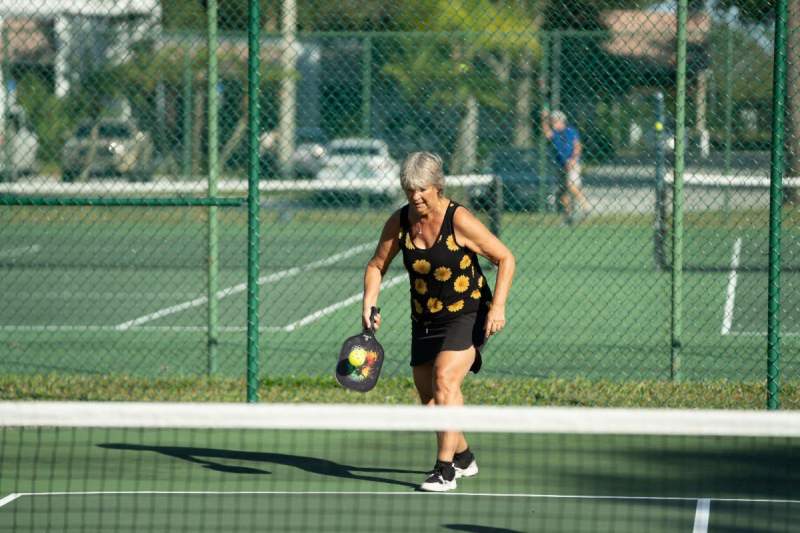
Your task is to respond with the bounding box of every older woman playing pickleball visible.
[362,151,515,492]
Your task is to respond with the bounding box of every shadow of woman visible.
[99,443,423,490]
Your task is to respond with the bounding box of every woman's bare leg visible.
[432,347,475,461]
[413,357,470,460]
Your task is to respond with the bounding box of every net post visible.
[490,174,503,237]
[767,0,788,411]
[671,0,688,381]
[206,0,220,376]
[246,0,262,403]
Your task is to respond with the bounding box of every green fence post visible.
[246,0,262,403]
[490,174,503,236]
[767,0,788,411]
[181,50,193,179]
[671,0,688,381]
[653,91,668,271]
[362,35,372,137]
[2,21,11,182]
[723,19,733,175]
[538,31,549,212]
[206,0,220,375]
[550,30,561,111]
[360,34,373,209]
[723,17,733,214]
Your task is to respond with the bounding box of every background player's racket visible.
[335,306,384,392]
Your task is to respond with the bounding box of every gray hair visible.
[550,110,567,124]
[400,152,445,192]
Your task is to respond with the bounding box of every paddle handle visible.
[368,306,380,336]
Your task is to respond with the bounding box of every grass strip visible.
[1,374,797,409]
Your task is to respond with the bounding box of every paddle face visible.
[335,307,384,392]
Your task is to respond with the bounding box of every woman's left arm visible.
[453,208,516,338]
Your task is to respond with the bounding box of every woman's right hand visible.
[362,308,382,331]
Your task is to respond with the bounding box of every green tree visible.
[713,0,797,202]
[110,37,284,170]
[17,65,129,167]
[165,0,399,33]
[715,0,775,23]
[384,0,541,172]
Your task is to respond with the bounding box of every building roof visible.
[0,0,160,17]
[0,19,53,63]
[600,9,710,67]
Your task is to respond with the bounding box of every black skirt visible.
[410,311,487,373]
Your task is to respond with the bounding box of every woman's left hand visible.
[484,305,506,339]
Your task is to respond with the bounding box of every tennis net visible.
[2,402,799,532]
[654,171,800,272]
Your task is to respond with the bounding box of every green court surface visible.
[2,427,798,532]
[1,206,798,383]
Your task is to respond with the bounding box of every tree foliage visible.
[716,0,775,23]
[385,1,541,110]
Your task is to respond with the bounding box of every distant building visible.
[600,9,713,156]
[600,9,711,76]
[0,0,160,97]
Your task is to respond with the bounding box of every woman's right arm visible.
[362,211,402,330]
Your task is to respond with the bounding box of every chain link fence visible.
[0,0,796,406]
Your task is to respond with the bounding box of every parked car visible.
[292,127,328,177]
[314,138,400,205]
[470,148,555,212]
[258,127,328,178]
[0,106,39,180]
[317,138,399,181]
[62,119,154,182]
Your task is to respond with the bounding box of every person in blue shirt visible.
[541,109,590,223]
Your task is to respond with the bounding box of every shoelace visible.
[428,463,457,484]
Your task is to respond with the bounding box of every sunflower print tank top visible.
[399,201,492,323]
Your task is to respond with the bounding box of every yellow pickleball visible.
[348,347,367,367]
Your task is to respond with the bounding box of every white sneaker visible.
[454,459,479,479]
[419,465,457,492]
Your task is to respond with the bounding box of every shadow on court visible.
[444,524,524,533]
[99,443,423,489]
[558,439,800,500]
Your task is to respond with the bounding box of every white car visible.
[316,138,400,197]
[258,127,328,178]
[0,106,38,179]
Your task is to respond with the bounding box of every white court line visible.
[0,493,20,508]
[3,292,199,300]
[729,331,800,338]
[721,238,742,336]
[693,498,710,533]
[0,244,40,259]
[114,243,373,330]
[4,491,800,504]
[0,325,282,333]
[282,274,406,332]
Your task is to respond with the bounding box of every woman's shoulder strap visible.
[399,204,410,232]
[444,200,462,232]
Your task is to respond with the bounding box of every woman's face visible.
[404,184,440,216]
